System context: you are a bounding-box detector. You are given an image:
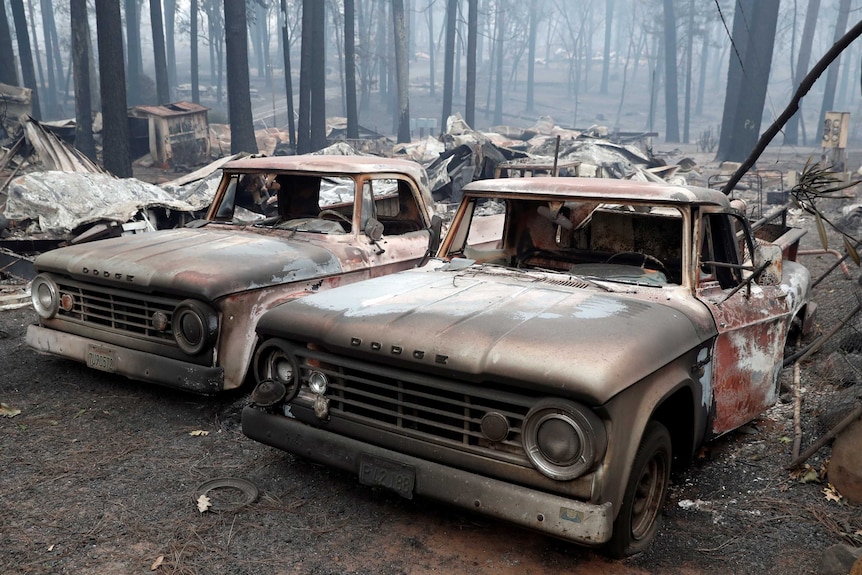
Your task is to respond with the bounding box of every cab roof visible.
[222,154,429,184]
[461,176,732,208]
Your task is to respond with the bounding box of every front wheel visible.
[607,421,672,558]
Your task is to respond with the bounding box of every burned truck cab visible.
[26,155,440,394]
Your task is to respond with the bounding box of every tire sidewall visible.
[607,420,672,558]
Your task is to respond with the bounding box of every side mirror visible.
[364,217,384,242]
[428,215,443,254]
[754,243,783,286]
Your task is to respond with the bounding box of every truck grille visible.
[294,349,534,465]
[56,278,180,344]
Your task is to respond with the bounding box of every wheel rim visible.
[630,450,669,540]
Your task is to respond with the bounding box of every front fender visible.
[594,344,709,516]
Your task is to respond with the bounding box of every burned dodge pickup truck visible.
[242,177,814,556]
[26,155,441,393]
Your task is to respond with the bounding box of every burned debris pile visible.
[0,111,693,309]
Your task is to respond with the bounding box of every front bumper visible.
[242,406,614,546]
[27,324,224,394]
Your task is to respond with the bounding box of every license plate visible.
[359,454,415,499]
[86,345,116,373]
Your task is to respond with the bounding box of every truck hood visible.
[259,266,713,404]
[34,227,352,301]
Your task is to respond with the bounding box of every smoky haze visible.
[4,0,860,154]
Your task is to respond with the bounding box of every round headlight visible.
[522,400,607,481]
[308,370,328,395]
[172,300,218,355]
[253,340,301,403]
[31,274,60,319]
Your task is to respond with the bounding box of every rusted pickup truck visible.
[26,155,441,393]
[242,177,815,556]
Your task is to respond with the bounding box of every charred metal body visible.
[243,177,814,556]
[27,155,440,393]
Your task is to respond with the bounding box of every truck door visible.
[694,211,794,435]
[359,178,433,276]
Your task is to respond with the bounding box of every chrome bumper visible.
[242,406,614,546]
[26,324,224,394]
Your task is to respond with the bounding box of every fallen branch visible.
[787,403,862,469]
[783,303,862,367]
[792,362,802,461]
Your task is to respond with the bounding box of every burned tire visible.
[607,421,672,558]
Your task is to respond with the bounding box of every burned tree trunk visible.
[662,0,679,143]
[9,0,40,119]
[345,0,359,139]
[715,0,779,163]
[441,0,456,129]
[191,0,199,103]
[95,0,131,177]
[297,0,313,152]
[465,0,478,127]
[151,0,170,103]
[125,0,142,106]
[0,0,18,86]
[71,0,96,160]
[310,0,326,151]
[224,0,258,153]
[526,0,538,112]
[785,0,820,146]
[280,0,296,148]
[721,18,862,194]
[392,0,410,143]
[817,0,851,138]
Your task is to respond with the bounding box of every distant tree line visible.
[0,0,858,175]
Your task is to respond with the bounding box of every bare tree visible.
[70,0,95,160]
[297,0,312,152]
[165,0,177,90]
[392,0,410,142]
[465,0,477,127]
[224,0,258,153]
[25,1,44,100]
[662,0,679,143]
[38,0,61,117]
[0,0,18,86]
[492,0,504,125]
[203,0,225,105]
[817,0,851,139]
[9,0,40,119]
[191,0,200,103]
[424,0,436,98]
[441,0,456,130]
[345,0,359,138]
[125,0,142,106]
[722,18,862,195]
[682,0,693,143]
[716,0,779,163]
[785,0,820,146]
[376,0,389,106]
[310,0,326,150]
[600,0,613,95]
[151,0,170,103]
[280,0,296,148]
[95,0,131,176]
[525,0,538,112]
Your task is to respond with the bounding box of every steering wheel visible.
[318,209,352,226]
[606,251,670,277]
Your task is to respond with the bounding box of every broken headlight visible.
[522,399,607,481]
[172,299,218,355]
[31,274,60,319]
[253,338,301,404]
